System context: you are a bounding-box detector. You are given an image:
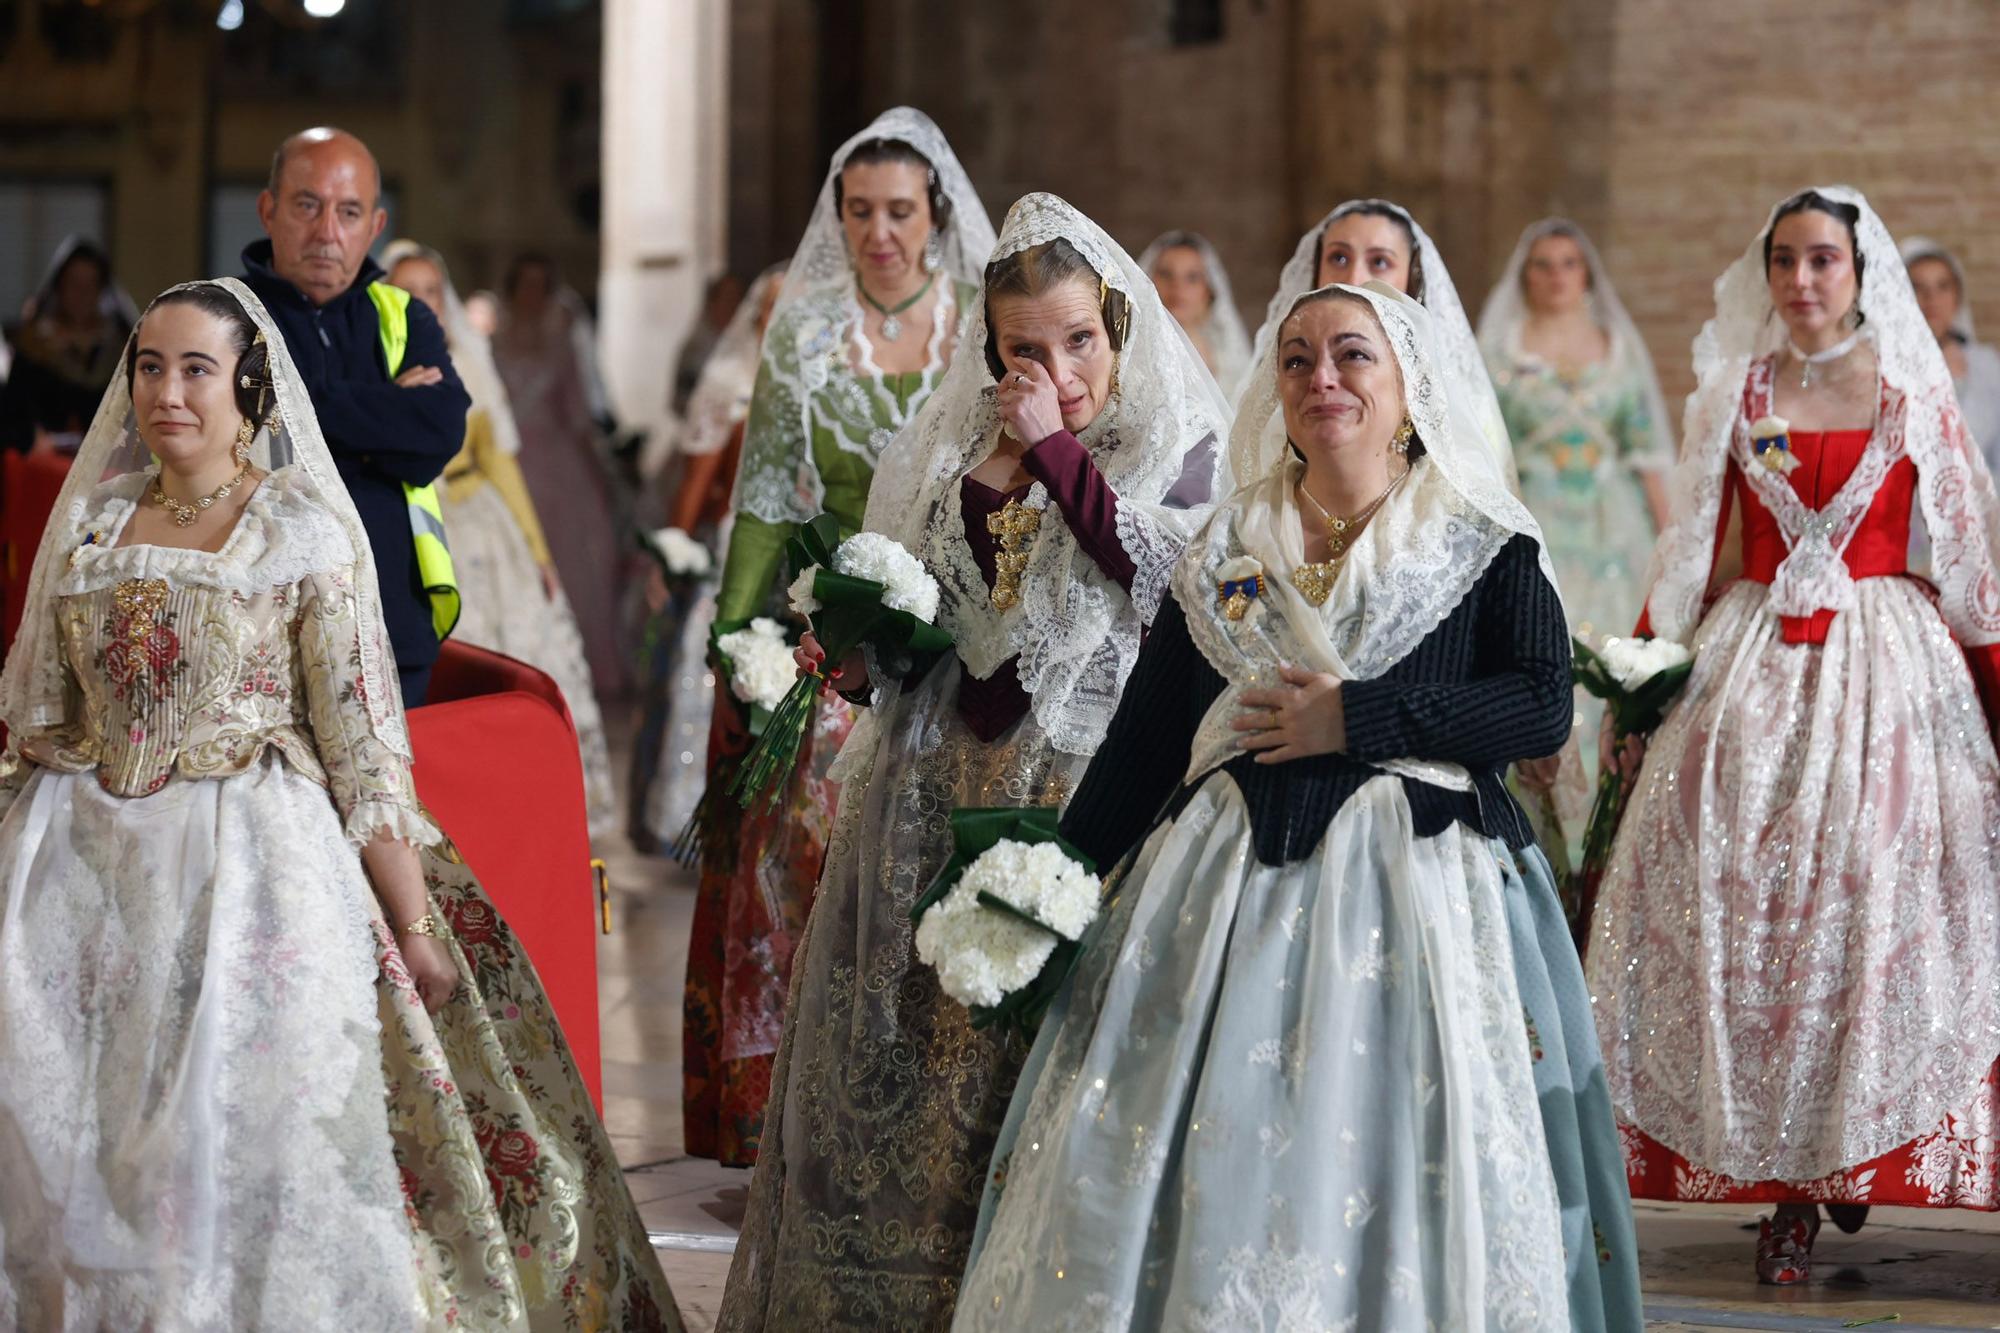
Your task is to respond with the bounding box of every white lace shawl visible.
[676,264,784,458]
[0,278,413,758]
[1475,217,1676,467]
[861,192,1232,758]
[1138,230,1253,399]
[1176,282,1561,780]
[731,107,997,526]
[1644,186,2000,648]
[1246,199,1516,486]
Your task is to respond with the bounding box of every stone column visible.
[599,0,730,455]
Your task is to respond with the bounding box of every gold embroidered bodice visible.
[8,469,426,844]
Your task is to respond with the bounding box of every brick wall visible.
[745,0,2000,426]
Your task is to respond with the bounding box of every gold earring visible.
[1391,418,1414,456]
[235,417,256,465]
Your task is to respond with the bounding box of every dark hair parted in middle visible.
[1281,287,1428,460]
[126,283,273,424]
[981,238,1132,382]
[832,138,953,237]
[1320,202,1427,304]
[1763,189,1866,325]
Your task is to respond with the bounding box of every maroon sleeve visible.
[1022,430,1137,591]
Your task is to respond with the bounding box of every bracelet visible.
[399,912,446,939]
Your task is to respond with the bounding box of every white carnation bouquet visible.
[714,617,795,711]
[910,809,1103,1035]
[1570,632,1696,930]
[731,512,951,809]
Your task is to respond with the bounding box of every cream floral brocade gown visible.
[0,469,679,1332]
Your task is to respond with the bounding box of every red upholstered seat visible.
[409,641,603,1109]
[2,450,76,661]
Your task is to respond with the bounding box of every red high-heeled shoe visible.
[1756,1210,1822,1285]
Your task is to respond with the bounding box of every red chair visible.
[1,450,76,661]
[409,640,605,1109]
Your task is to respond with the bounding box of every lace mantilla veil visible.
[677,263,785,458]
[1900,234,1977,343]
[383,239,522,456]
[1137,230,1254,397]
[859,192,1232,758]
[1643,186,2000,648]
[1475,217,1676,465]
[0,277,413,758]
[1248,199,1517,485]
[730,107,998,526]
[1179,280,1559,702]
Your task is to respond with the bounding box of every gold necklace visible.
[1289,463,1409,606]
[153,463,251,528]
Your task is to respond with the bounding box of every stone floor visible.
[593,735,2000,1331]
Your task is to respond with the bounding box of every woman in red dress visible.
[1587,187,2000,1284]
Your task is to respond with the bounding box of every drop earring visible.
[1391,417,1414,457]
[924,231,942,273]
[234,417,256,466]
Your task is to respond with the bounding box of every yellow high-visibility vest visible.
[366,281,461,640]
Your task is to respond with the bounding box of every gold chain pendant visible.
[986,498,1044,610]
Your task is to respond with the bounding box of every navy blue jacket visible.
[241,241,470,674]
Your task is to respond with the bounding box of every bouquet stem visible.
[1567,762,1630,948]
[729,671,819,811]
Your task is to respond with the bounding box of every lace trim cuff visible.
[343,799,443,851]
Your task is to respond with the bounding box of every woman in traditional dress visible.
[1588,187,2000,1284]
[0,237,136,451]
[631,264,785,851]
[954,280,1640,1332]
[384,239,617,837]
[0,279,678,1330]
[719,193,1228,1330]
[491,255,627,695]
[1903,236,2000,478]
[1250,197,1516,487]
[682,109,995,1168]
[1477,219,1675,853]
[1140,229,1252,393]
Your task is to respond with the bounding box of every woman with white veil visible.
[1139,229,1252,392]
[1247,198,1518,485]
[1589,188,2000,1284]
[682,109,996,1171]
[631,263,786,851]
[719,193,1228,1329]
[953,281,1639,1332]
[1477,219,1675,860]
[0,280,679,1329]
[384,239,617,837]
[1903,236,2000,476]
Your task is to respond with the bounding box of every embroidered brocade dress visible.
[1491,341,1669,852]
[953,533,1643,1333]
[718,431,1142,1331]
[442,405,617,837]
[682,287,968,1166]
[1589,359,2000,1209]
[0,470,680,1331]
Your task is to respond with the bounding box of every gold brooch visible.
[986,497,1043,611]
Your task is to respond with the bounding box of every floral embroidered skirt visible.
[1588,579,2000,1208]
[718,665,1081,1331]
[0,753,681,1331]
[681,690,851,1166]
